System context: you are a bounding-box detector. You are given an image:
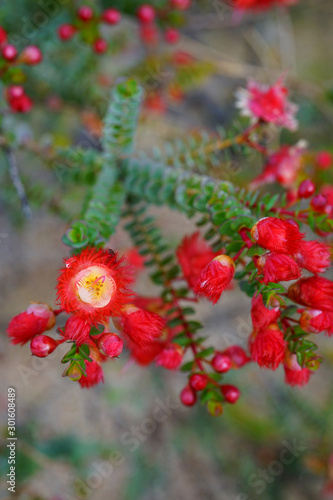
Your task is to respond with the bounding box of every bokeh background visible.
[1,1,333,499]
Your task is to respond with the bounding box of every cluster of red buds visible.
[137,0,191,46]
[0,26,42,113]
[58,5,122,54]
[57,1,191,54]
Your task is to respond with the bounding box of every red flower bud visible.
[310,194,327,212]
[98,332,123,358]
[256,252,301,284]
[137,4,156,23]
[78,6,94,22]
[221,345,250,368]
[1,44,17,61]
[251,294,280,333]
[121,305,165,346]
[194,255,235,304]
[221,384,240,404]
[102,8,121,24]
[180,385,197,406]
[295,240,331,274]
[7,91,33,113]
[300,309,333,336]
[139,24,159,45]
[30,335,58,357]
[0,27,7,45]
[155,343,184,370]
[63,315,91,345]
[7,85,24,99]
[164,28,180,44]
[298,179,315,199]
[316,151,332,170]
[7,303,55,345]
[93,38,108,54]
[58,24,76,41]
[189,373,208,391]
[287,276,333,312]
[212,353,232,373]
[250,217,304,254]
[249,324,286,370]
[20,45,42,65]
[171,0,191,9]
[79,360,104,389]
[284,352,311,387]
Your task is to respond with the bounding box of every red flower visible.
[7,303,55,345]
[251,217,304,254]
[79,360,104,389]
[284,353,311,387]
[194,255,235,304]
[155,343,184,370]
[256,252,301,284]
[287,276,333,312]
[56,247,133,325]
[251,294,280,332]
[251,143,305,189]
[120,304,165,346]
[295,241,331,274]
[235,78,298,130]
[129,338,166,366]
[61,315,91,345]
[249,324,286,370]
[176,232,216,290]
[124,247,145,273]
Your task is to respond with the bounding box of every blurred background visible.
[1,1,333,499]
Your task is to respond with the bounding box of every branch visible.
[3,146,31,219]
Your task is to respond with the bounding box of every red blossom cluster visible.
[248,217,332,384]
[0,27,42,113]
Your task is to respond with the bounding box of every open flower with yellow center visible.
[56,247,133,324]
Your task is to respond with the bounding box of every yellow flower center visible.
[75,265,116,308]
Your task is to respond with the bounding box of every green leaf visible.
[196,347,215,358]
[180,361,195,372]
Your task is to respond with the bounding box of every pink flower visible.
[235,78,298,130]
